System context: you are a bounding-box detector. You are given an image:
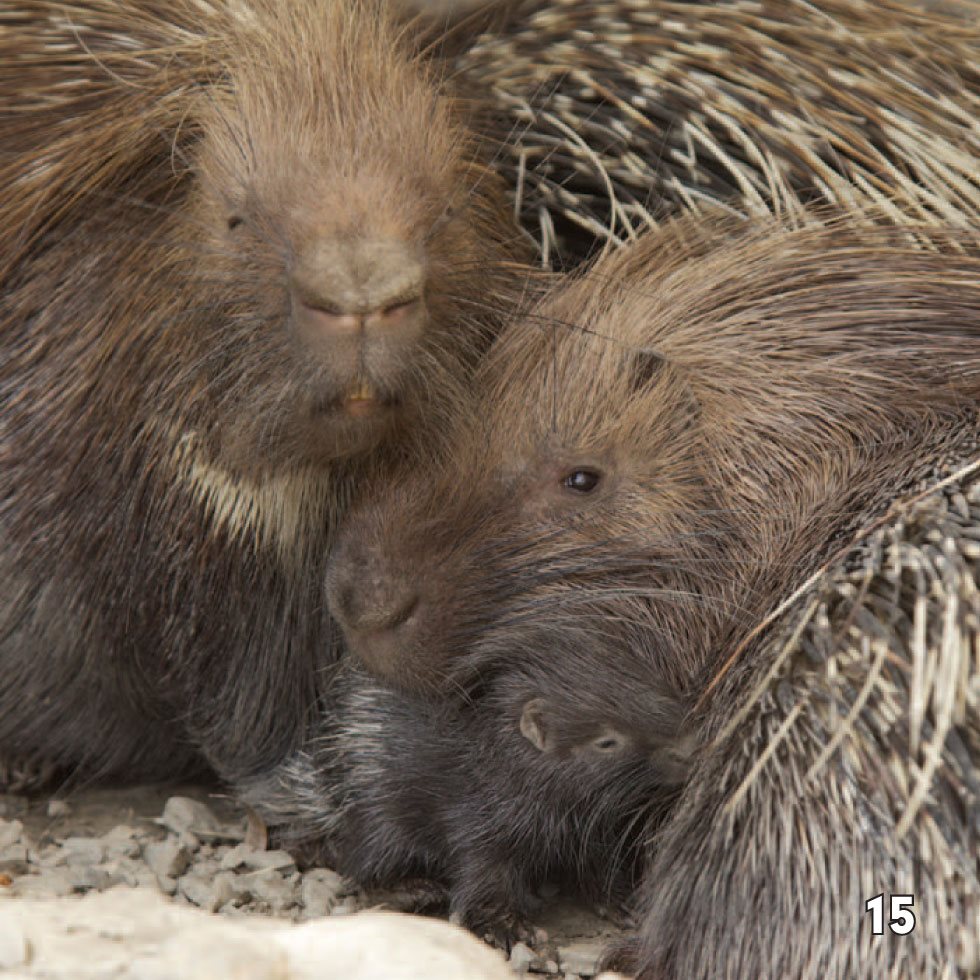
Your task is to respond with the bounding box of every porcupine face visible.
[327,210,980,699]
[174,0,518,476]
[325,229,727,697]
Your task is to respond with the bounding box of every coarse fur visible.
[0,0,525,791]
[253,648,693,946]
[329,210,980,701]
[611,462,980,979]
[323,210,980,969]
[455,0,980,262]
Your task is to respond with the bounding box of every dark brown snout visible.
[290,237,426,349]
[326,533,428,687]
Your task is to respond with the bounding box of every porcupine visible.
[607,455,980,980]
[322,210,980,973]
[452,0,980,264]
[0,0,525,796]
[251,647,695,947]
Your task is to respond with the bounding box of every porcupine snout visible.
[290,237,426,351]
[326,530,424,680]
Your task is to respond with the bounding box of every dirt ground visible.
[0,782,627,978]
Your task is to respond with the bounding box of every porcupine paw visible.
[0,753,59,794]
[373,877,451,914]
[459,905,539,952]
[598,934,641,975]
[592,897,638,930]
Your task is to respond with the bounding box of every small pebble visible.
[245,868,298,913]
[101,826,142,860]
[156,874,178,896]
[0,819,24,850]
[0,872,13,887]
[0,843,29,869]
[159,797,220,836]
[557,940,605,976]
[509,942,536,974]
[299,869,344,918]
[244,850,296,873]
[46,799,71,818]
[60,837,105,866]
[66,864,116,892]
[176,873,207,907]
[11,869,74,899]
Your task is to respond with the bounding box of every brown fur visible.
[324,210,980,971]
[0,0,525,791]
[329,211,980,699]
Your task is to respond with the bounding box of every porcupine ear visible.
[625,350,666,394]
[519,698,555,753]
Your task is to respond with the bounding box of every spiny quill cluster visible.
[627,453,980,979]
[456,0,980,261]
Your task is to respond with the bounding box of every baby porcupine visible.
[253,646,694,948]
[454,0,980,262]
[0,0,524,796]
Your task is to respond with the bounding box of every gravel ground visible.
[0,784,626,978]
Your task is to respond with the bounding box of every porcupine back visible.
[623,448,980,979]
[455,0,980,262]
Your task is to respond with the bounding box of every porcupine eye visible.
[590,731,628,754]
[562,469,602,493]
[227,215,244,231]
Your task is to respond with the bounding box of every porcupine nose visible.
[290,238,426,347]
[326,535,422,682]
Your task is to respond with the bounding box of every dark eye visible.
[591,733,627,753]
[227,215,244,231]
[562,469,601,494]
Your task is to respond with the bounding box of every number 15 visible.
[865,894,916,935]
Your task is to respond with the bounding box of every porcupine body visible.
[455,0,980,263]
[320,209,980,974]
[0,0,523,795]
[621,451,980,979]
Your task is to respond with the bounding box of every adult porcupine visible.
[0,0,523,794]
[619,460,979,979]
[454,0,980,262]
[322,210,980,972]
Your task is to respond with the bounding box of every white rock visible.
[0,887,513,979]
[220,842,296,872]
[59,838,105,866]
[143,839,191,880]
[158,797,219,835]
[10,870,74,899]
[509,941,537,973]
[243,867,298,913]
[557,940,604,976]
[100,826,141,861]
[0,820,24,850]
[298,869,344,918]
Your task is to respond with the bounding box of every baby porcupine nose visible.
[290,237,426,347]
[326,536,422,682]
